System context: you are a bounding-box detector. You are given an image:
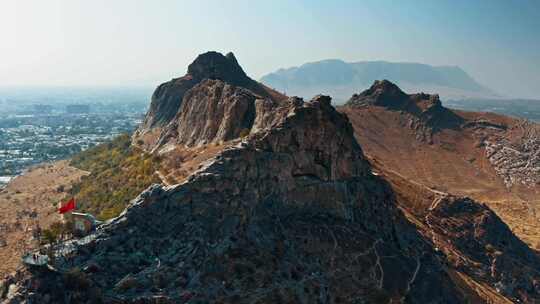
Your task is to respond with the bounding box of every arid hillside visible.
[339,80,540,248]
[0,161,87,276]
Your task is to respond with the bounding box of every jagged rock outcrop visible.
[135,51,287,150]
[156,79,260,147]
[156,80,296,148]
[426,195,540,303]
[141,51,257,130]
[346,80,463,142]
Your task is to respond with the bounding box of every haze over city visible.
[2,0,540,98]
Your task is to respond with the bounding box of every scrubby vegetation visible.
[69,134,162,220]
[41,221,73,245]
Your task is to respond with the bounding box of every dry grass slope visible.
[0,161,87,276]
[339,105,540,249]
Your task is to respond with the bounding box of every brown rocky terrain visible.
[0,161,87,276]
[2,53,539,303]
[426,196,540,302]
[347,80,464,143]
[340,81,540,248]
[375,163,540,303]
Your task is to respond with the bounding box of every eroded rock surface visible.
[426,195,540,303]
[135,51,286,150]
[157,79,297,148]
[484,121,540,188]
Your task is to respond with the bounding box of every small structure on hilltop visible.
[58,198,101,236]
[65,212,101,236]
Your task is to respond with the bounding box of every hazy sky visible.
[2,0,539,98]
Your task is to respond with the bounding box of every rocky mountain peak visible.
[370,79,405,94]
[187,51,251,87]
[309,94,332,106]
[347,80,443,111]
[346,79,409,108]
[344,80,464,143]
[225,51,239,64]
[134,51,286,149]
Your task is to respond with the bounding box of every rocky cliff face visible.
[141,51,256,130]
[135,51,286,150]
[156,79,294,148]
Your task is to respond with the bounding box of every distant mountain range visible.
[261,59,497,103]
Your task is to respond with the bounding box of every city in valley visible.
[0,88,149,187]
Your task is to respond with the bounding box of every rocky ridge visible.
[346,80,464,142]
[342,80,540,193]
[2,94,466,303]
[2,52,539,304]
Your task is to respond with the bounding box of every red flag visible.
[58,198,75,214]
